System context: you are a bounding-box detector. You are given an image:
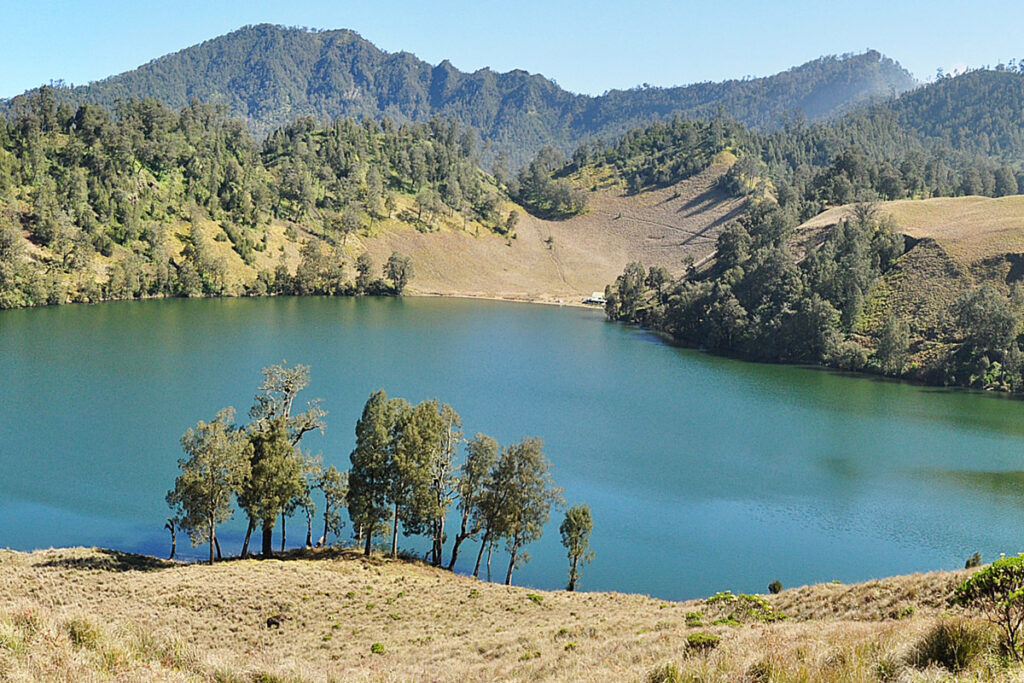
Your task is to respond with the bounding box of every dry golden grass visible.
[361,161,744,304]
[800,195,1024,265]
[0,547,1019,682]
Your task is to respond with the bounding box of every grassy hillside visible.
[0,25,915,165]
[799,196,1024,377]
[801,195,1024,264]
[5,156,742,308]
[368,160,744,302]
[0,546,1008,682]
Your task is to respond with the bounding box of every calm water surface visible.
[2,296,1024,599]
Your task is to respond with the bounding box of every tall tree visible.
[560,504,595,591]
[426,403,461,566]
[316,465,348,548]
[488,438,563,585]
[347,390,399,556]
[384,252,413,294]
[448,433,498,571]
[241,363,326,557]
[166,407,251,565]
[387,399,436,558]
[239,416,305,557]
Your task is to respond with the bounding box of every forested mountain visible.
[0,24,915,166]
[0,91,508,308]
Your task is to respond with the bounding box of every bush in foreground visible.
[913,617,993,673]
[954,554,1024,660]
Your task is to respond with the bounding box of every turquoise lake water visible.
[2,296,1024,599]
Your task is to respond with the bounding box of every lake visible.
[2,296,1023,600]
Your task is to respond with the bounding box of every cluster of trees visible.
[604,199,1024,392]
[0,87,485,308]
[605,201,904,365]
[508,146,588,219]
[346,390,567,586]
[569,117,747,194]
[167,364,594,590]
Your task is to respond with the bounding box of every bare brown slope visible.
[360,161,744,304]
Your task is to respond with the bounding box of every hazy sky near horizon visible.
[2,0,1023,99]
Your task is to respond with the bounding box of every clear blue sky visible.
[3,0,1023,99]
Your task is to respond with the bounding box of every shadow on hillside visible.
[35,548,175,572]
[677,187,730,216]
[32,544,439,573]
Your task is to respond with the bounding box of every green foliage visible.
[0,93,481,309]
[913,618,993,673]
[486,438,564,585]
[768,580,783,595]
[560,503,594,591]
[875,317,911,377]
[166,407,251,564]
[685,632,721,651]
[954,554,1024,661]
[370,642,386,655]
[315,465,348,546]
[510,146,587,218]
[384,252,413,294]
[966,552,983,569]
[347,390,401,555]
[588,117,748,193]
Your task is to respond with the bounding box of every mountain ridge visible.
[0,24,916,165]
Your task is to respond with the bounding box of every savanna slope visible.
[0,94,745,309]
[0,546,1007,682]
[0,25,915,165]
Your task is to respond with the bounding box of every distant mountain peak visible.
[1,25,915,165]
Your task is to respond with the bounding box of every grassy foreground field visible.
[0,546,1017,682]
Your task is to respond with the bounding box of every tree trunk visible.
[505,539,520,586]
[364,528,373,556]
[487,543,493,582]
[568,557,578,591]
[281,512,287,553]
[472,530,490,578]
[391,502,399,559]
[305,508,313,548]
[165,520,176,561]
[321,504,330,549]
[208,515,215,565]
[241,518,255,558]
[448,533,465,571]
[261,523,274,557]
[433,517,445,567]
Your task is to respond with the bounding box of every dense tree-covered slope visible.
[0,24,915,165]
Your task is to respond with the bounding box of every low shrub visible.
[370,642,386,654]
[768,580,783,594]
[954,554,1024,660]
[913,618,993,673]
[686,632,720,651]
[646,662,681,683]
